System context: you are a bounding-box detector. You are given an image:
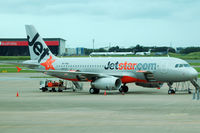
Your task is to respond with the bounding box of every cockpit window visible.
[175,64,190,68]
[184,64,190,67]
[175,64,179,68]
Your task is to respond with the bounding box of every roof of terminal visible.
[0,38,66,41]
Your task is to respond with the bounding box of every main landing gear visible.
[89,84,129,94]
[167,82,175,94]
[119,84,129,93]
[89,88,100,94]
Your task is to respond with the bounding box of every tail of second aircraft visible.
[25,25,57,63]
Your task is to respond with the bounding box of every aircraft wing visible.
[0,61,125,80]
[33,69,124,81]
[0,61,39,69]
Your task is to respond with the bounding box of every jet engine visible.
[135,82,163,88]
[91,77,122,90]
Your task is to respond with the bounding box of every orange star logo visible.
[40,56,56,70]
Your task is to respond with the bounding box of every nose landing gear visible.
[168,82,176,94]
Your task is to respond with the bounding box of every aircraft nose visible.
[189,68,198,79]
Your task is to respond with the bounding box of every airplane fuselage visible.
[32,56,198,83]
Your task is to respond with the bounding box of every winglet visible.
[16,66,22,72]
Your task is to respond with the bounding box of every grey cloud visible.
[0,0,200,20]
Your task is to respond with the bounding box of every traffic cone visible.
[16,91,19,97]
[104,90,106,96]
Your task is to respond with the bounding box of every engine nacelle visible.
[91,77,122,90]
[135,82,163,88]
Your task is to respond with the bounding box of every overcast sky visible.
[0,0,200,48]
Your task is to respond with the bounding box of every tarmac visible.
[0,73,200,133]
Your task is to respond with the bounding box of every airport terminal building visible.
[0,38,66,56]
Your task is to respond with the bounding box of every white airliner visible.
[135,49,151,55]
[7,25,199,94]
[90,52,135,56]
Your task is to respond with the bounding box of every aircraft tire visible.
[188,88,192,94]
[168,90,171,94]
[119,88,123,93]
[90,88,100,94]
[89,88,95,94]
[95,89,100,94]
[119,86,129,93]
[168,89,175,94]
[171,89,175,94]
[123,86,129,93]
